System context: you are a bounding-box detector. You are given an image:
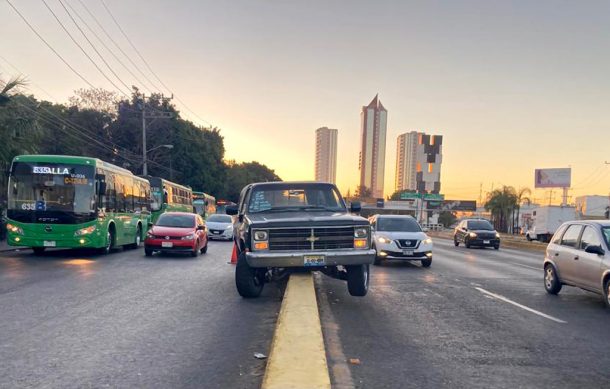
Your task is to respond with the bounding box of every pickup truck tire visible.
[454,237,459,247]
[236,252,264,298]
[347,264,369,297]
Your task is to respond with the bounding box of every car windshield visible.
[603,227,610,248]
[207,214,232,223]
[8,162,95,214]
[248,184,346,213]
[156,214,195,228]
[467,220,494,230]
[377,217,422,232]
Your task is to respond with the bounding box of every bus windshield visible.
[8,162,95,215]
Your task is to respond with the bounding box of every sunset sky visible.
[2,0,610,204]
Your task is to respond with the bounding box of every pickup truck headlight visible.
[354,227,368,238]
[377,236,392,244]
[6,223,23,235]
[253,230,268,241]
[74,225,96,236]
[469,232,477,238]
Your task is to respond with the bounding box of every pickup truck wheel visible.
[454,237,459,247]
[346,264,369,297]
[235,252,264,298]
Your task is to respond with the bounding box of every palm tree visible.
[514,187,532,234]
[0,75,26,106]
[485,186,518,233]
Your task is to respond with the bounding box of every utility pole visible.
[141,93,174,176]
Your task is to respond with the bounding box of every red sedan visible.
[144,212,208,257]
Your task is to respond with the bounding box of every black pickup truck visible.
[227,181,375,298]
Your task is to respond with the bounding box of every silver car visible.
[543,220,610,307]
[205,214,234,240]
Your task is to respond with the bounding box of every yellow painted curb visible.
[262,273,331,389]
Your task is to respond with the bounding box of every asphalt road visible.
[0,241,281,389]
[317,238,610,389]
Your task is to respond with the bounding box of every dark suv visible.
[227,182,375,298]
[454,219,500,249]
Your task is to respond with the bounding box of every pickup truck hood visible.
[245,211,369,228]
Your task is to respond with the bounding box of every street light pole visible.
[142,94,147,176]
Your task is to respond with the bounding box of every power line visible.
[40,0,131,97]
[56,0,133,93]
[64,0,153,94]
[99,0,213,127]
[77,0,160,93]
[5,0,97,89]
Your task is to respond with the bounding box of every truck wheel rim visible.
[545,268,554,289]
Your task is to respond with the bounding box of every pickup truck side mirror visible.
[350,201,361,213]
[585,245,605,256]
[226,205,238,216]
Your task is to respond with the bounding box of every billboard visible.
[534,168,571,188]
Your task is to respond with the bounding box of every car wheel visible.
[494,243,500,250]
[346,264,369,297]
[372,245,382,266]
[235,251,264,298]
[32,247,46,256]
[421,257,432,268]
[454,237,459,247]
[464,237,471,249]
[144,247,153,257]
[201,240,208,254]
[191,241,200,257]
[544,264,562,295]
[603,278,610,308]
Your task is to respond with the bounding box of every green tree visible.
[514,187,532,233]
[438,211,457,228]
[354,185,372,200]
[0,75,26,106]
[223,161,281,202]
[484,186,518,233]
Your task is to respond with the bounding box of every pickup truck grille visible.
[268,227,356,251]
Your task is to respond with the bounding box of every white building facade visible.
[395,131,443,194]
[314,127,338,184]
[359,95,387,199]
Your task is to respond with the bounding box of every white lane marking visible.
[512,262,542,271]
[474,287,567,324]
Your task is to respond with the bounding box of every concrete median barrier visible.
[262,273,331,389]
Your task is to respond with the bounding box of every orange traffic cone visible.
[230,243,238,265]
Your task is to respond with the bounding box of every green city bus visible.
[192,191,216,219]
[147,176,194,224]
[6,155,151,255]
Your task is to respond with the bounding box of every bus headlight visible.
[74,226,97,236]
[6,223,23,235]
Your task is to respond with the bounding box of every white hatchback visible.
[370,215,433,267]
[205,214,234,241]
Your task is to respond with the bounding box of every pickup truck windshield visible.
[248,185,346,213]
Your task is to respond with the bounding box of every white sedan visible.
[370,215,433,267]
[205,214,234,240]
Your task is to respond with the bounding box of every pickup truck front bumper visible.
[246,249,376,268]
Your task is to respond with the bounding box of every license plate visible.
[161,242,173,248]
[43,241,56,247]
[212,231,220,234]
[402,250,414,256]
[483,240,490,244]
[304,255,325,266]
